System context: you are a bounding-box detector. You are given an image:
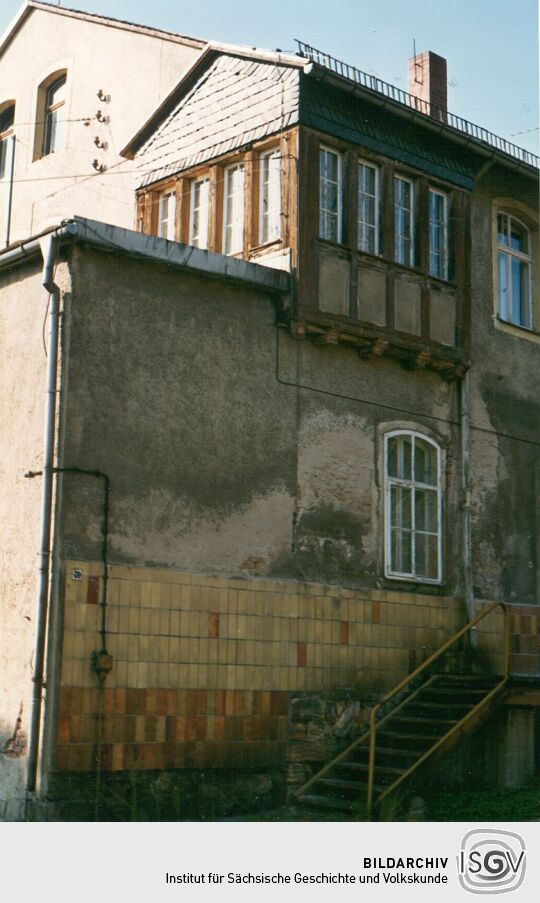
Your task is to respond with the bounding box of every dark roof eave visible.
[302,63,539,180]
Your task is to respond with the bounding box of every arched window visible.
[0,102,15,179]
[34,71,67,159]
[497,213,533,330]
[384,431,442,583]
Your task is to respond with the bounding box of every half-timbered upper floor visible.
[124,42,539,380]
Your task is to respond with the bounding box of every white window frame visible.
[394,175,415,267]
[259,148,281,245]
[384,430,442,585]
[42,74,66,156]
[223,163,245,255]
[358,159,380,255]
[319,146,343,243]
[158,189,176,241]
[428,187,449,280]
[189,176,210,249]
[497,212,533,331]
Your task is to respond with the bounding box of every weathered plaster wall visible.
[58,246,463,597]
[0,8,201,242]
[0,257,71,818]
[469,165,540,605]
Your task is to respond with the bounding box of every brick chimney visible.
[408,51,447,121]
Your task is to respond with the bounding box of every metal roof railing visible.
[295,39,539,170]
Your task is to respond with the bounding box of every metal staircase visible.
[294,601,509,819]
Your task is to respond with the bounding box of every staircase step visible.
[316,777,367,792]
[339,761,405,776]
[378,728,435,741]
[300,794,354,812]
[389,715,458,725]
[404,702,475,711]
[352,746,423,760]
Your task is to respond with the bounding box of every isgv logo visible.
[458,830,526,894]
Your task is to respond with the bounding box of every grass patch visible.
[425,786,540,822]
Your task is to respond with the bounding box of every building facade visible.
[0,28,538,820]
[0,1,203,245]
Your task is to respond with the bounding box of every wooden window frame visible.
[358,158,380,256]
[319,145,343,244]
[428,187,449,280]
[394,174,415,268]
[157,189,176,241]
[222,162,245,255]
[259,147,281,246]
[189,176,210,249]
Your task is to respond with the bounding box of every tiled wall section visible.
[56,561,513,773]
[477,602,540,676]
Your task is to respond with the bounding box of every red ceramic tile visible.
[214,689,225,716]
[297,642,307,667]
[339,621,349,645]
[371,600,381,624]
[270,691,288,716]
[208,611,220,639]
[57,714,70,745]
[87,576,100,605]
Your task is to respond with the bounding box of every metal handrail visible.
[366,600,509,815]
[295,40,539,170]
[295,600,508,814]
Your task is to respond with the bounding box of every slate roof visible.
[136,54,300,188]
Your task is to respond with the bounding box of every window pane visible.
[0,104,14,134]
[511,257,531,328]
[394,178,413,265]
[261,150,281,243]
[320,148,341,241]
[43,75,66,155]
[414,438,437,485]
[415,489,437,532]
[391,485,412,528]
[224,165,244,254]
[158,191,176,240]
[497,213,508,246]
[415,533,438,579]
[498,251,509,320]
[428,190,447,279]
[388,435,412,479]
[391,528,412,574]
[358,162,378,254]
[0,138,8,179]
[510,218,528,254]
[190,178,209,249]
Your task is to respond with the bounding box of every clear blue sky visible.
[2,0,538,153]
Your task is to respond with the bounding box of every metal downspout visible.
[25,223,78,802]
[5,134,16,248]
[460,370,476,643]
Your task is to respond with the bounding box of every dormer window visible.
[0,102,15,179]
[223,163,244,255]
[259,148,281,244]
[497,213,533,330]
[158,190,176,240]
[189,177,210,249]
